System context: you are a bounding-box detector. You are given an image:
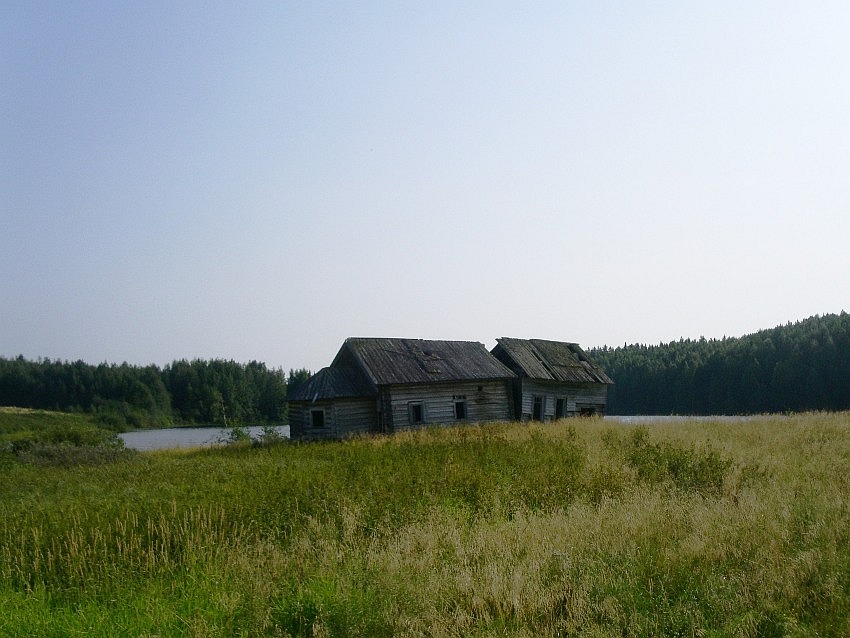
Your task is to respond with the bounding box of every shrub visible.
[0,409,132,467]
[221,425,251,445]
[254,424,287,447]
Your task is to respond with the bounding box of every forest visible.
[0,356,310,428]
[590,311,850,415]
[2,312,849,424]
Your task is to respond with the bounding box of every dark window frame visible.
[555,397,567,419]
[310,408,326,428]
[532,395,544,421]
[408,401,424,425]
[454,399,467,420]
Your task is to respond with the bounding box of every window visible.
[310,408,326,428]
[408,402,424,425]
[555,398,566,419]
[532,396,544,421]
[454,399,467,420]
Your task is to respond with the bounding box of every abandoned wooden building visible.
[490,338,613,420]
[288,336,613,439]
[288,338,516,440]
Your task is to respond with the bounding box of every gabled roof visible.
[335,337,516,386]
[287,365,375,402]
[493,338,613,385]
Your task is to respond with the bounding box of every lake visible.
[120,425,290,451]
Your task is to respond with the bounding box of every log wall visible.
[385,379,512,432]
[518,380,608,420]
[289,398,378,439]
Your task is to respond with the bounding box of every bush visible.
[221,425,251,446]
[0,408,132,467]
[254,424,287,447]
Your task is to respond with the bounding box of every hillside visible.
[0,407,130,467]
[590,312,850,415]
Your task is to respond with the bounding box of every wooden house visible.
[490,338,613,420]
[286,364,379,440]
[288,337,516,440]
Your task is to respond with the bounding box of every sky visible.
[2,2,849,373]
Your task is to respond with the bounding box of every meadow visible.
[1,408,849,636]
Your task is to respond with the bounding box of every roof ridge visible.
[341,339,380,388]
[527,340,560,379]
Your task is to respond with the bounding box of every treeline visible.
[590,312,850,415]
[0,357,311,428]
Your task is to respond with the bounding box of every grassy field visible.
[1,409,849,636]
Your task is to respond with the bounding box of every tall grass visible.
[1,412,849,636]
[0,407,131,467]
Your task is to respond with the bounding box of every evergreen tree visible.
[591,312,850,415]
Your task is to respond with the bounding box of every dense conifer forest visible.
[590,312,850,415]
[2,312,848,423]
[0,356,310,428]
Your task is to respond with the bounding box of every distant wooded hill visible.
[590,312,850,415]
[0,357,311,428]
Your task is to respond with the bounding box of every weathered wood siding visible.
[572,384,608,414]
[288,401,329,440]
[386,380,512,432]
[334,398,379,436]
[518,380,608,420]
[289,398,378,439]
[291,379,605,438]
[379,391,394,433]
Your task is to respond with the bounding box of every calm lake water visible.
[120,425,290,451]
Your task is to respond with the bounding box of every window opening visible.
[532,396,544,421]
[310,408,326,428]
[408,402,424,425]
[555,398,566,419]
[454,400,467,420]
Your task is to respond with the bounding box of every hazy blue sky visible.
[3,2,849,372]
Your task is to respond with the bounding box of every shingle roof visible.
[493,338,613,385]
[287,365,375,402]
[337,338,516,386]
